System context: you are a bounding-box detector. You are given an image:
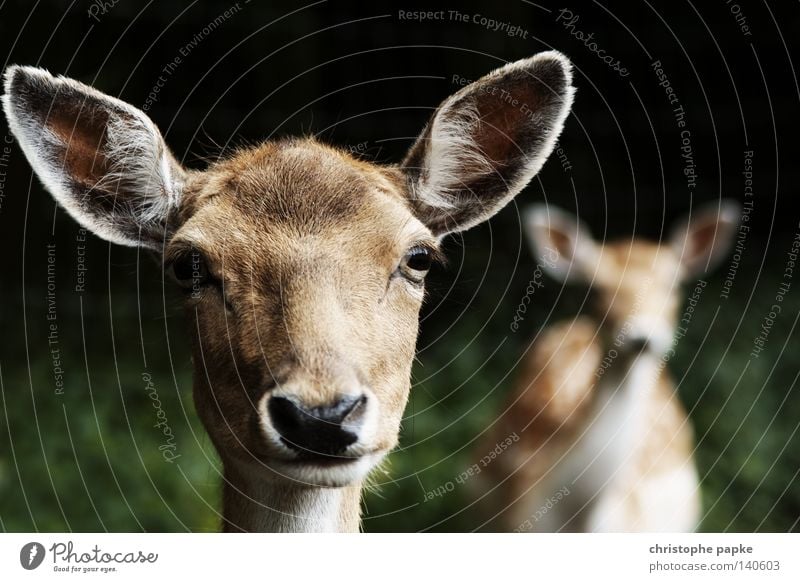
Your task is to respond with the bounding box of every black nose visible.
[625,336,650,354]
[268,395,367,457]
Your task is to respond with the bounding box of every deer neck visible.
[221,462,362,532]
[569,331,662,493]
[594,346,659,436]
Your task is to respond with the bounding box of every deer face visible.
[3,52,574,487]
[590,242,684,354]
[525,201,740,357]
[171,143,435,485]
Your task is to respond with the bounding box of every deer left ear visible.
[402,51,575,237]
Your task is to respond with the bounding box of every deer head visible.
[524,201,741,356]
[3,52,574,530]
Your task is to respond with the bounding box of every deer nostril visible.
[332,394,367,425]
[268,397,303,431]
[267,395,366,457]
[311,394,365,424]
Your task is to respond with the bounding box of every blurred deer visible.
[474,201,740,532]
[3,52,574,532]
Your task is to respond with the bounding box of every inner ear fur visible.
[3,66,185,249]
[403,51,576,236]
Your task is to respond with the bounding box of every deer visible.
[473,201,740,532]
[2,51,575,532]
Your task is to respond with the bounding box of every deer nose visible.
[267,394,367,457]
[625,336,650,354]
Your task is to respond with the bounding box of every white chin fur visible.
[265,453,383,487]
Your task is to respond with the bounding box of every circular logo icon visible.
[19,542,46,570]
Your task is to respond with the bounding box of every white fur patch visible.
[99,113,181,225]
[417,101,493,210]
[528,354,667,532]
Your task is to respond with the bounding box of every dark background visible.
[0,0,798,532]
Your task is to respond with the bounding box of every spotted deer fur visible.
[474,201,740,532]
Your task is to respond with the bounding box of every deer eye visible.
[170,250,209,289]
[399,246,434,282]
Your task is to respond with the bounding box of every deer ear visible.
[523,204,597,283]
[402,51,575,236]
[2,66,185,250]
[670,199,741,279]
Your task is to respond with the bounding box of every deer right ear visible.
[402,52,575,237]
[670,199,741,279]
[523,204,598,283]
[2,66,185,250]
